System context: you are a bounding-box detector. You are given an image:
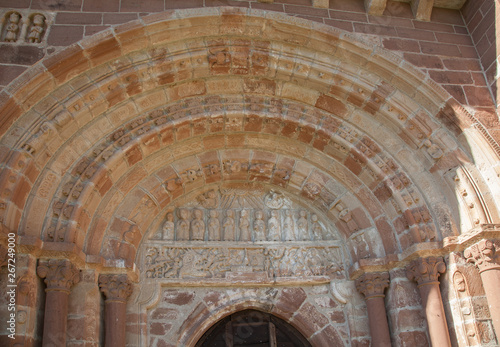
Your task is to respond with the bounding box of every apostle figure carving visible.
[162,212,174,240]
[239,210,251,241]
[254,210,266,241]
[268,210,281,241]
[283,210,295,241]
[223,210,236,241]
[208,210,221,241]
[191,209,205,240]
[176,208,190,240]
[297,210,309,241]
[311,214,324,240]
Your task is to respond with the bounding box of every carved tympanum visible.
[99,274,133,302]
[464,239,500,273]
[406,256,446,285]
[355,272,390,299]
[37,259,80,292]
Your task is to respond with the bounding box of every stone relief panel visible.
[149,188,337,242]
[142,187,345,283]
[0,10,52,44]
[144,245,343,280]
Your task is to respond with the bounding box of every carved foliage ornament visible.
[464,239,500,273]
[406,256,446,286]
[355,272,390,299]
[99,274,133,302]
[36,259,80,292]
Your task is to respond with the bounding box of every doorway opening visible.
[196,309,312,347]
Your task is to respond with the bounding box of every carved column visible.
[464,239,500,338]
[36,259,80,347]
[99,274,133,347]
[355,272,391,347]
[406,256,451,347]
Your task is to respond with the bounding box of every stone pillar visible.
[355,272,391,347]
[99,274,133,347]
[406,256,451,347]
[37,259,80,347]
[464,239,500,338]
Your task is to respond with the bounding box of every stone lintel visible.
[411,0,435,21]
[312,0,330,9]
[364,0,388,16]
[144,275,331,287]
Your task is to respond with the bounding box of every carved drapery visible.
[355,272,391,347]
[464,239,500,339]
[406,257,451,346]
[36,259,80,347]
[99,274,133,347]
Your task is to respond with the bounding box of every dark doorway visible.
[196,309,312,347]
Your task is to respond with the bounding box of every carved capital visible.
[406,256,446,286]
[464,239,500,273]
[99,274,133,302]
[355,272,390,299]
[36,259,80,292]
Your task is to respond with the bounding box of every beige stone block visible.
[280,82,320,106]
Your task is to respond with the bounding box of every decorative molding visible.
[406,256,446,286]
[355,272,390,299]
[464,239,500,273]
[36,259,80,292]
[99,274,133,302]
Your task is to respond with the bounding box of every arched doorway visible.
[196,310,312,347]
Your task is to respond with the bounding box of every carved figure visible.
[27,14,45,43]
[207,210,220,241]
[268,210,281,241]
[162,213,175,240]
[264,190,284,209]
[311,214,324,240]
[282,210,296,241]
[223,210,235,241]
[176,208,190,241]
[297,210,309,240]
[191,209,205,240]
[239,210,251,241]
[198,190,218,209]
[254,210,266,241]
[4,12,20,42]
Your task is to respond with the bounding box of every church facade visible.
[0,0,499,346]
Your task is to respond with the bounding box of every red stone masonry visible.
[0,0,498,138]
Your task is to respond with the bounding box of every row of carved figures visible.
[1,12,46,43]
[151,208,333,242]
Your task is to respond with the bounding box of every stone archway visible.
[0,6,499,347]
[195,309,312,346]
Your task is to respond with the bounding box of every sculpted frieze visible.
[143,244,343,280]
[150,188,336,242]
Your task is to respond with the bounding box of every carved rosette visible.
[406,256,446,286]
[36,259,80,293]
[355,272,390,299]
[464,239,500,273]
[99,274,133,303]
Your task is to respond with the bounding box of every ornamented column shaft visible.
[464,239,500,338]
[407,256,451,347]
[99,274,133,347]
[37,259,80,347]
[355,272,391,347]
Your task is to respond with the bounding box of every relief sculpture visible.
[150,189,336,242]
[144,245,343,280]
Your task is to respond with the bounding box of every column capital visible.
[406,256,446,286]
[464,239,500,273]
[355,272,390,299]
[36,259,80,293]
[99,274,133,303]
